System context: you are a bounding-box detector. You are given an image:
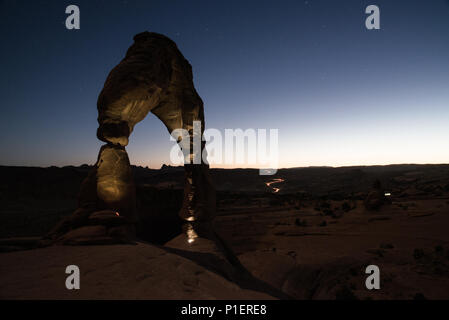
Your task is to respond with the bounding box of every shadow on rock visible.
[158,237,292,300]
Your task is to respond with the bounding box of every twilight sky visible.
[0,0,448,168]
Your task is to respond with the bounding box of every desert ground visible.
[1,164,449,299]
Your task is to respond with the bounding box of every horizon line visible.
[1,162,448,170]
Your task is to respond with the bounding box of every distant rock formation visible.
[364,179,386,210]
[44,32,216,245]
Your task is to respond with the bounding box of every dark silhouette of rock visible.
[364,191,385,210]
[88,210,126,226]
[60,226,109,245]
[364,179,386,210]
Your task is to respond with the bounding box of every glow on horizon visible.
[126,108,449,169]
[128,139,449,169]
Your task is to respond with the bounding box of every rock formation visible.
[364,179,386,211]
[44,32,217,247]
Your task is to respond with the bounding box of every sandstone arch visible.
[46,32,216,245]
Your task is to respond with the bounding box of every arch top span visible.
[97,31,203,147]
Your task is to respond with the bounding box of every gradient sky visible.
[1,0,448,168]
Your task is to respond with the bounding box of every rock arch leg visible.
[44,143,137,245]
[151,96,216,234]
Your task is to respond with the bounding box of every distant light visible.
[115,212,120,216]
[187,238,194,244]
[385,193,391,197]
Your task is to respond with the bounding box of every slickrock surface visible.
[0,243,275,300]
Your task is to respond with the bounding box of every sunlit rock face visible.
[45,32,216,245]
[76,144,136,223]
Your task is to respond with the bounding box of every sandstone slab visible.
[0,243,275,299]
